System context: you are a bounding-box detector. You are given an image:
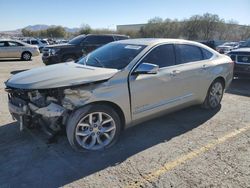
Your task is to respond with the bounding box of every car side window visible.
[0,42,6,47]
[8,41,23,47]
[97,36,114,44]
[201,48,213,59]
[84,36,98,44]
[31,40,39,45]
[142,44,175,68]
[175,44,203,64]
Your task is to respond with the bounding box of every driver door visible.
[129,44,187,121]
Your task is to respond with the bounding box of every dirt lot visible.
[0,55,249,188]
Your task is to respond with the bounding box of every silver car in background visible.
[0,39,40,60]
[5,39,234,151]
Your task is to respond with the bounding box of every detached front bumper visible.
[8,98,66,131]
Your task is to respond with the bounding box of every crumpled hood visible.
[6,62,118,89]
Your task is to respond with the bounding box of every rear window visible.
[85,36,114,44]
[68,35,86,45]
[201,48,213,59]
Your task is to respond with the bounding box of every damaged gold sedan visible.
[5,39,234,151]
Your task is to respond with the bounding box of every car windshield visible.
[68,35,86,45]
[41,40,47,44]
[77,43,146,70]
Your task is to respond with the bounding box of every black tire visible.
[21,52,32,61]
[62,55,75,62]
[202,79,225,109]
[66,104,122,152]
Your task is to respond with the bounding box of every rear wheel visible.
[203,79,224,109]
[66,104,121,151]
[21,52,32,61]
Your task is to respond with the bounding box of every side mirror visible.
[133,63,159,74]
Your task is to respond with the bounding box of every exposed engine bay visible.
[5,84,97,137]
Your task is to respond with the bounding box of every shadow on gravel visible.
[0,59,24,62]
[226,78,250,97]
[0,106,220,188]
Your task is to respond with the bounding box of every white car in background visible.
[216,42,239,54]
[22,38,48,52]
[0,39,40,60]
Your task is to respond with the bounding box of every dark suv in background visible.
[42,34,129,65]
[227,48,250,78]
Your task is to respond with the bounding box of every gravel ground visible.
[0,55,249,188]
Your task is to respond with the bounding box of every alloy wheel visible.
[75,112,116,150]
[208,82,223,108]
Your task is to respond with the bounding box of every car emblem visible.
[242,57,248,62]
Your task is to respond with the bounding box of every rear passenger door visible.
[130,44,190,120]
[174,44,211,101]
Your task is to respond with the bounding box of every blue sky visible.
[0,0,249,31]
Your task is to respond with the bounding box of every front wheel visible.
[66,104,121,151]
[203,79,224,109]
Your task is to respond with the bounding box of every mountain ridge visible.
[0,24,80,35]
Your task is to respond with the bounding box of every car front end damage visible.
[6,87,65,134]
[4,62,120,137]
[5,85,95,136]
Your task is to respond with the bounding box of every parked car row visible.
[216,42,239,54]
[22,38,49,52]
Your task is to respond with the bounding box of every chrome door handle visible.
[202,64,208,70]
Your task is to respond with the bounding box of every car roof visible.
[115,38,206,46]
[86,34,129,37]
